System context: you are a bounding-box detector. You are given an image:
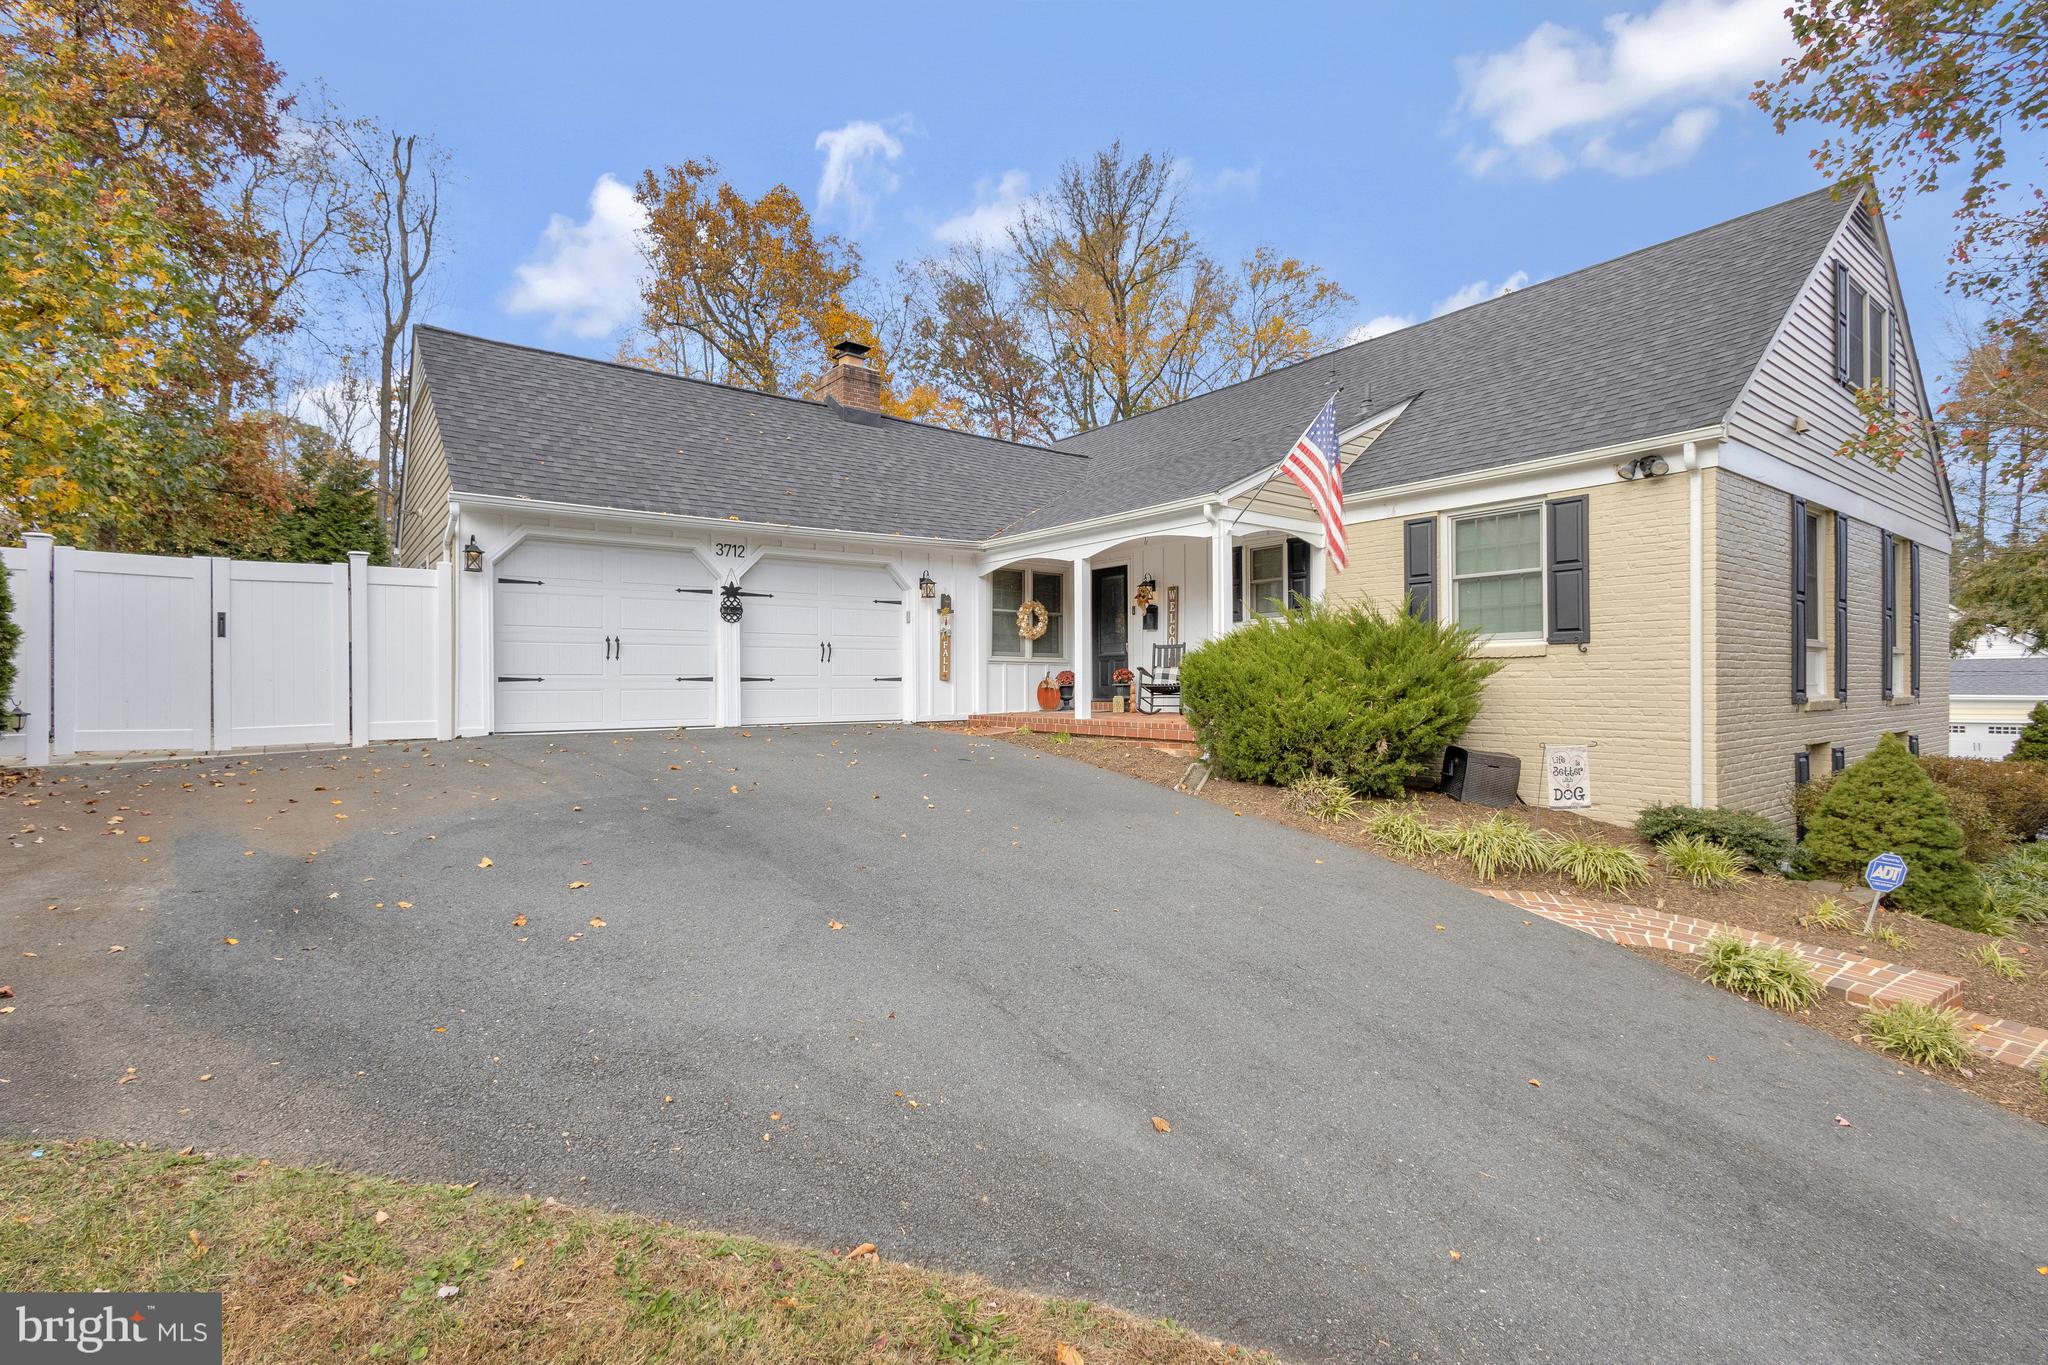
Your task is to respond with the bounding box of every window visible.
[1889,538,1910,696]
[1802,508,1830,697]
[1845,278,1868,387]
[990,568,1063,659]
[1452,507,1543,637]
[1248,544,1285,617]
[1835,264,1891,392]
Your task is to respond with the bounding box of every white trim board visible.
[1707,440,1953,550]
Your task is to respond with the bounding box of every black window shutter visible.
[1790,497,1810,704]
[1402,517,1436,620]
[1833,514,1849,702]
[1846,279,1868,387]
[1879,529,1896,701]
[1870,303,1890,388]
[1231,545,1243,623]
[1285,537,1310,610]
[1832,262,1851,386]
[1909,539,1921,697]
[1545,495,1590,645]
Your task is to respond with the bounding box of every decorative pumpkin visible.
[1036,672,1061,710]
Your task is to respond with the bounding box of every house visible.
[395,183,1955,828]
[1950,637,2048,758]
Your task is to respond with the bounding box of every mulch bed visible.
[978,727,2048,1126]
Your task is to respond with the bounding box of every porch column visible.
[1070,554,1092,721]
[1208,515,1232,638]
[1308,538,1328,606]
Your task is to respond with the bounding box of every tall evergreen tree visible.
[276,449,391,566]
[2010,701,2048,763]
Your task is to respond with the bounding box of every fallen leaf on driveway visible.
[1151,1116,1171,1133]
[844,1242,878,1260]
[512,915,527,927]
[1449,1250,1462,1261]
[136,836,150,844]
[1527,1079,1541,1088]
[223,937,238,946]
[197,1074,212,1082]
[729,785,739,794]
[477,857,493,869]
[116,1068,137,1085]
[1833,1115,1853,1128]
[0,985,12,998]
[588,917,606,928]
[828,920,844,930]
[567,881,589,890]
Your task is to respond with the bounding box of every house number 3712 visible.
[714,542,747,559]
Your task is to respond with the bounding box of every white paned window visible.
[991,568,1063,659]
[1452,507,1543,638]
[1249,545,1285,618]
[1804,508,1829,697]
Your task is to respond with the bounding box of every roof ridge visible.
[1054,182,1856,449]
[414,324,1089,461]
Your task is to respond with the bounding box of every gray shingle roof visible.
[1951,657,2048,697]
[417,186,1855,544]
[413,327,1088,540]
[1010,185,1854,534]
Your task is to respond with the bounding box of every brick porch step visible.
[962,710,1197,743]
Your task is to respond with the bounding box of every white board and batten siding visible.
[1724,203,1951,537]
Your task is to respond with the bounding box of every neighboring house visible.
[1950,654,2048,759]
[396,183,1954,828]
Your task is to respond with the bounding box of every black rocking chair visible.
[1136,642,1186,713]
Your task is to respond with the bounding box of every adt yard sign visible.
[1865,852,1908,894]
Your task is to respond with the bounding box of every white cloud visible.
[1346,315,1415,344]
[1455,0,1789,178]
[934,169,1033,247]
[1432,270,1530,316]
[815,119,905,225]
[502,173,648,338]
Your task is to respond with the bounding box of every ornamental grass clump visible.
[1180,601,1500,796]
[1449,811,1551,882]
[1799,735,1994,931]
[1287,773,1358,824]
[1860,1001,1973,1069]
[1983,844,2048,922]
[1541,832,1651,893]
[1697,934,1822,1011]
[1658,833,1748,889]
[1361,803,1452,859]
[1798,896,1849,931]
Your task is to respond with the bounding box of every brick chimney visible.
[812,340,883,413]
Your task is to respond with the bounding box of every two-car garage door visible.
[493,542,903,732]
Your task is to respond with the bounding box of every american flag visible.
[1280,396,1347,572]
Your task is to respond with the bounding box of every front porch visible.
[961,708,1198,743]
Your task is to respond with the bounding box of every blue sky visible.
[246,0,2001,389]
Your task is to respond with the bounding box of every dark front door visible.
[1092,567,1127,700]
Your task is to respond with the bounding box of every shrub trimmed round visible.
[1179,602,1499,796]
[1799,734,1993,930]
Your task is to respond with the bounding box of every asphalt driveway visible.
[3,727,2044,1361]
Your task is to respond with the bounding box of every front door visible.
[1092,566,1128,700]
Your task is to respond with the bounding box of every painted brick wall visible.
[1330,475,1694,824]
[1709,467,1949,825]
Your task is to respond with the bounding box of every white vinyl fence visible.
[2,533,451,765]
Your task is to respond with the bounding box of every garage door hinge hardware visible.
[677,587,714,594]
[496,577,544,585]
[872,598,902,605]
[675,675,713,682]
[741,675,775,682]
[873,676,902,682]
[733,590,772,598]
[498,676,544,682]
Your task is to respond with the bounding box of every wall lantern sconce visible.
[3,700,26,734]
[463,535,484,572]
[918,571,937,599]
[1615,455,1671,481]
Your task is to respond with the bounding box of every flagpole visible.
[1224,386,1342,541]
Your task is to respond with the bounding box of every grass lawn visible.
[2,1140,1269,1364]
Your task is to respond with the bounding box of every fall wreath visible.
[1132,582,1157,613]
[1016,599,1050,641]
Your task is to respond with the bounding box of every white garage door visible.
[1952,722,2021,760]
[740,559,905,725]
[494,541,716,733]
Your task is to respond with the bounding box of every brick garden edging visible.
[1482,889,2048,1072]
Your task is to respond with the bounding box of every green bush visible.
[1658,833,1749,889]
[1541,832,1651,894]
[2010,701,2048,762]
[1800,735,1994,931]
[0,558,18,712]
[1860,1001,1973,1069]
[1983,844,2048,922]
[1798,767,2010,865]
[1180,601,1499,796]
[1636,803,1794,873]
[1915,754,2048,847]
[1697,934,1822,1010]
